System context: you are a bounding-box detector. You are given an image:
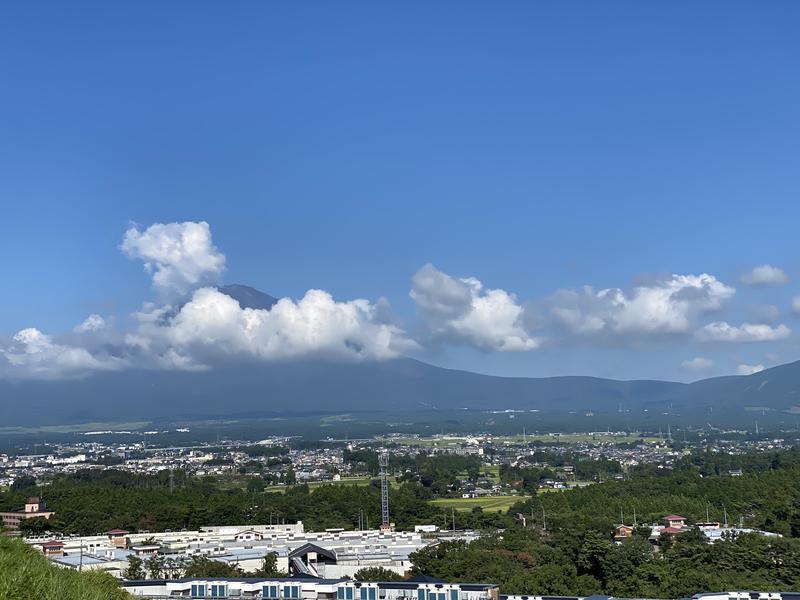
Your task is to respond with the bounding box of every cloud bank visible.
[1,220,797,380]
[1,328,123,379]
[681,357,713,372]
[740,265,788,286]
[697,322,791,343]
[548,274,735,337]
[410,264,540,352]
[128,287,416,370]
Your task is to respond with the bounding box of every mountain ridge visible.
[0,284,798,427]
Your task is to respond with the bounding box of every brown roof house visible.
[0,497,55,530]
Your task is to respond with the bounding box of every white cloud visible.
[549,274,735,336]
[1,328,122,379]
[737,363,766,375]
[698,321,791,343]
[75,314,107,333]
[121,221,226,299]
[681,357,713,372]
[740,265,788,286]
[792,296,800,315]
[410,264,540,352]
[129,287,417,368]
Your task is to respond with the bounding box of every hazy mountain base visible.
[1,357,799,429]
[2,283,800,429]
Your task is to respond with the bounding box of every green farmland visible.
[429,495,528,513]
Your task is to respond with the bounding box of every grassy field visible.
[429,495,528,513]
[263,476,399,493]
[0,420,152,435]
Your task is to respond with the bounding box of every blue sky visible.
[1,2,799,382]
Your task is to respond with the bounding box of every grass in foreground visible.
[0,536,131,600]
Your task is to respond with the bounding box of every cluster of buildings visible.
[613,514,782,545]
[3,427,795,493]
[24,522,443,580]
[122,575,500,600]
[0,437,346,488]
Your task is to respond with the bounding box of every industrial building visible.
[121,575,500,600]
[27,523,434,579]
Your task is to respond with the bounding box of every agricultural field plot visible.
[429,495,528,513]
[263,476,396,493]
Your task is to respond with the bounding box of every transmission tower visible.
[379,452,390,531]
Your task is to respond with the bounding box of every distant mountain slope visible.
[3,355,800,428]
[683,360,800,413]
[1,283,799,428]
[0,358,684,426]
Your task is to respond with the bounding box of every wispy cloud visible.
[740,264,788,286]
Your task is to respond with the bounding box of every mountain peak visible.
[217,284,278,310]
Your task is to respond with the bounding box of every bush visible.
[0,537,131,600]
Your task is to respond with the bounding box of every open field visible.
[263,476,401,493]
[0,421,153,435]
[429,495,528,513]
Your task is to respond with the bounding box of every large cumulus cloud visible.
[410,264,540,352]
[127,287,416,369]
[121,221,226,299]
[547,274,735,337]
[0,327,123,379]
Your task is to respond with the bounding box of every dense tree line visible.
[345,450,483,495]
[410,526,800,597]
[0,469,506,535]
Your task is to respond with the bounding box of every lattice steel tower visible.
[379,452,390,530]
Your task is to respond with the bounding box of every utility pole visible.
[451,507,456,532]
[633,507,637,527]
[379,452,390,531]
[723,504,728,527]
[542,506,547,533]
